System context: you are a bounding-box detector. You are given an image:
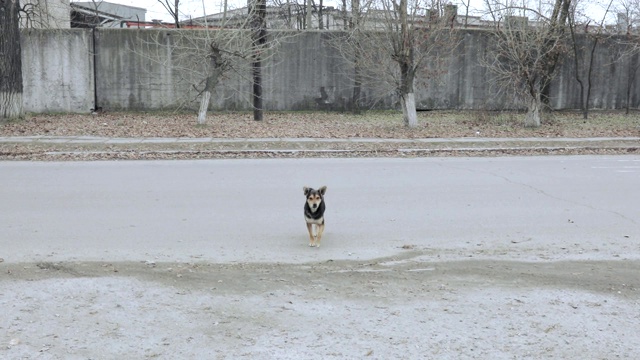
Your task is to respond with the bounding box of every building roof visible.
[71,1,147,27]
[72,1,146,12]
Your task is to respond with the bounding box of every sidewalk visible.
[1,135,639,160]
[2,135,640,144]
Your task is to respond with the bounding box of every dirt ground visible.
[1,111,639,358]
[1,111,639,160]
[2,111,640,139]
[1,255,639,359]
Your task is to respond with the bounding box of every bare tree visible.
[459,0,471,28]
[336,0,457,127]
[269,0,294,28]
[132,0,293,124]
[0,0,23,120]
[396,0,418,126]
[158,0,181,27]
[484,0,572,127]
[267,0,335,30]
[568,0,614,119]
[197,41,231,124]
[18,0,71,28]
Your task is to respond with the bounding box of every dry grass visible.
[1,110,639,139]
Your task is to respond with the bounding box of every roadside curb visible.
[1,136,639,145]
[1,136,638,160]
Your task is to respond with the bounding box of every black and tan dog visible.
[303,186,327,247]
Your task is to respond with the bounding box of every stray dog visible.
[303,186,327,247]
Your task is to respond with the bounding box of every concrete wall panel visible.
[21,29,94,113]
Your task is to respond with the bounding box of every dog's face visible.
[304,186,327,212]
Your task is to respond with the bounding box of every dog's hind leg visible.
[315,223,325,248]
[306,223,316,247]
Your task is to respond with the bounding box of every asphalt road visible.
[2,156,639,264]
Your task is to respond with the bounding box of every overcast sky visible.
[77,0,613,23]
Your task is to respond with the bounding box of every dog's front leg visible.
[306,222,316,247]
[315,223,324,248]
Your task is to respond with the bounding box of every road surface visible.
[2,156,638,264]
[1,156,639,359]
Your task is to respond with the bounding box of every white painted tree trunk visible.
[197,90,211,125]
[401,92,418,128]
[524,94,542,128]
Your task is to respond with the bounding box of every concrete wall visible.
[263,31,356,110]
[94,29,185,110]
[20,29,640,113]
[416,30,640,111]
[550,36,640,110]
[416,30,519,110]
[92,30,356,112]
[21,29,94,113]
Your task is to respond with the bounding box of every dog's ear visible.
[318,186,327,195]
[303,186,310,196]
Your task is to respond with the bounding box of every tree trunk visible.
[197,91,211,125]
[398,60,417,127]
[540,0,571,109]
[252,58,263,121]
[0,0,23,120]
[342,0,348,30]
[350,0,359,28]
[583,36,599,119]
[306,0,312,29]
[196,45,226,125]
[626,52,639,115]
[350,0,361,114]
[397,0,417,128]
[524,94,542,128]
[318,0,324,29]
[401,92,418,128]
[352,64,362,114]
[173,0,180,28]
[250,0,267,121]
[351,39,362,114]
[568,13,586,119]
